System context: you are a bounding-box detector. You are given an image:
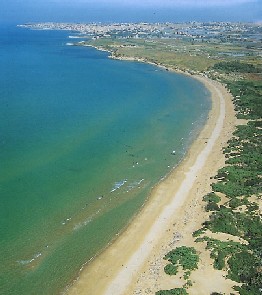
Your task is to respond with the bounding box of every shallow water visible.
[0,24,211,294]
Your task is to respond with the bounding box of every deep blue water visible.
[0,24,211,295]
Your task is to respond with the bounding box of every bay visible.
[0,24,211,295]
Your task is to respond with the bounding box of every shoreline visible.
[66,49,236,295]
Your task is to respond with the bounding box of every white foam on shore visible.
[68,36,82,39]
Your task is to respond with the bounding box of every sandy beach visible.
[66,74,236,295]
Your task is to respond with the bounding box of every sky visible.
[1,0,262,24]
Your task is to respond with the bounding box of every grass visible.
[82,36,261,74]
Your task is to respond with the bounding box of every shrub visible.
[205,202,220,212]
[155,288,189,295]
[164,246,199,271]
[164,263,178,275]
[213,61,260,73]
[192,228,206,237]
[203,193,221,203]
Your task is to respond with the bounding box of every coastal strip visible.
[66,73,236,294]
[102,78,225,295]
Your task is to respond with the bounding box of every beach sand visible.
[66,75,236,295]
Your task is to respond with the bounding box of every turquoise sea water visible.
[0,25,211,295]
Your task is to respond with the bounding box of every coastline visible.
[66,51,236,294]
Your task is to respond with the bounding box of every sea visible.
[0,24,211,295]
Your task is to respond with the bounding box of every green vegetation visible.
[196,237,246,270]
[196,63,262,293]
[213,61,260,73]
[156,246,199,294]
[192,228,206,237]
[155,288,188,295]
[164,263,179,276]
[85,33,262,75]
[203,192,221,204]
[203,193,221,212]
[227,80,262,119]
[84,38,220,72]
[211,118,262,198]
[164,246,199,274]
[157,50,261,294]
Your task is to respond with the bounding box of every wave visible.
[17,252,42,266]
[126,179,144,192]
[110,179,127,193]
[73,209,101,231]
